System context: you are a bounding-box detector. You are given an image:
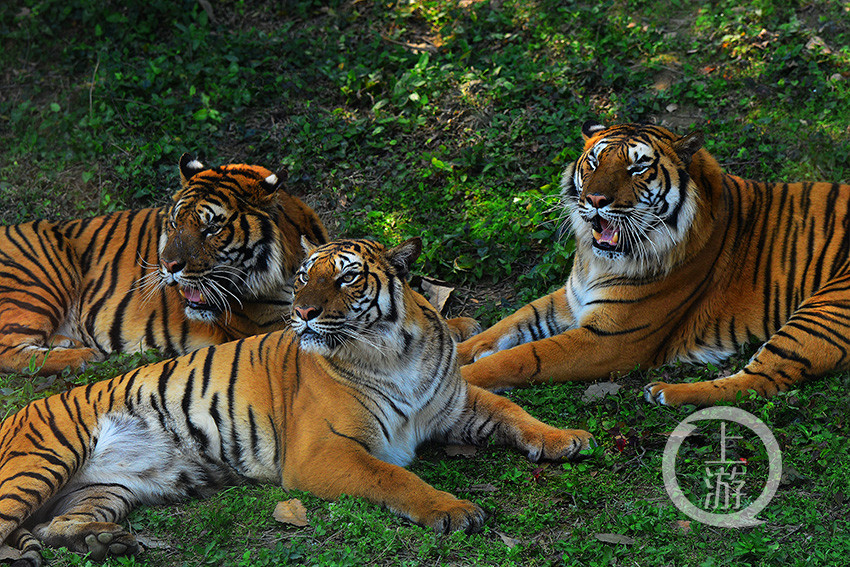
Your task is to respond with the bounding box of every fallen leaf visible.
[594,533,635,545]
[780,463,807,486]
[496,531,520,548]
[135,534,171,550]
[273,499,309,527]
[468,483,498,493]
[444,444,477,458]
[581,382,621,403]
[420,277,455,313]
[675,520,691,534]
[805,35,831,55]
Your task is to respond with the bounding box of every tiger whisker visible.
[135,252,160,270]
[206,276,244,310]
[130,271,160,293]
[196,280,234,324]
[336,326,392,355]
[132,271,168,304]
[210,266,250,288]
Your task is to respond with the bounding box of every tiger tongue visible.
[593,218,619,246]
[599,224,618,244]
[181,287,206,304]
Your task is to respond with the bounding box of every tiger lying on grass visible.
[459,121,850,406]
[0,237,592,566]
[0,155,327,375]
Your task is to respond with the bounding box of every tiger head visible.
[561,121,707,276]
[290,238,421,358]
[157,154,322,323]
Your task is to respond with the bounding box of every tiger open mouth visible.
[179,286,218,312]
[591,215,620,251]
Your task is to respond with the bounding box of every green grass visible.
[1,0,850,565]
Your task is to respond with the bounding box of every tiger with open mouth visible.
[0,155,327,375]
[459,120,850,406]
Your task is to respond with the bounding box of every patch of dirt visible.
[0,161,109,224]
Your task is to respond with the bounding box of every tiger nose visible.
[161,259,185,274]
[586,194,612,209]
[294,305,322,321]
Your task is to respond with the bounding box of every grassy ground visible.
[1,0,849,565]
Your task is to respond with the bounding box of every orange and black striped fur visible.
[0,155,328,375]
[0,238,591,565]
[458,121,850,406]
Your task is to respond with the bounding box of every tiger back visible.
[0,154,328,375]
[458,121,850,406]
[0,237,591,566]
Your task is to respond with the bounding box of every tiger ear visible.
[301,235,320,257]
[179,154,206,186]
[672,130,704,165]
[581,120,606,141]
[259,169,288,195]
[386,237,422,277]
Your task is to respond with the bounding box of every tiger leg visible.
[456,288,572,365]
[444,386,593,461]
[4,528,43,567]
[0,223,101,375]
[461,324,642,390]
[645,290,850,406]
[0,341,104,376]
[31,484,139,561]
[288,444,486,534]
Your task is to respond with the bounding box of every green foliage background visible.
[1,0,849,565]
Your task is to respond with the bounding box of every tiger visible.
[0,237,592,566]
[0,154,328,375]
[458,120,850,407]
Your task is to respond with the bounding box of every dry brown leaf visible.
[675,520,692,534]
[420,277,455,313]
[273,499,309,527]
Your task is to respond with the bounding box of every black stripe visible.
[325,420,371,453]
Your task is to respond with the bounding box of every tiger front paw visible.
[644,381,708,407]
[521,427,594,462]
[456,339,495,366]
[419,495,488,534]
[445,317,482,343]
[79,347,107,365]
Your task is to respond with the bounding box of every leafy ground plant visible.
[1,0,849,565]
